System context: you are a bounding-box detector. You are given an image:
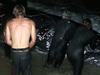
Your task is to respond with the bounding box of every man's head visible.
[12,4,26,17]
[82,18,92,29]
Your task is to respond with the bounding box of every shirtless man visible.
[4,4,36,75]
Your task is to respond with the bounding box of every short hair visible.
[12,4,26,17]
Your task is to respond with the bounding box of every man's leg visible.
[67,47,84,75]
[54,41,67,68]
[21,51,32,75]
[11,52,20,75]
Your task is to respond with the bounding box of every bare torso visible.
[8,17,34,48]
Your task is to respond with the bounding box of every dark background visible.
[29,0,100,12]
[1,0,100,12]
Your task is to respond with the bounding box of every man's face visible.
[83,21,91,29]
[83,21,89,26]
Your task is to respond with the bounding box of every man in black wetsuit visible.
[46,11,79,67]
[46,11,97,75]
[65,18,97,75]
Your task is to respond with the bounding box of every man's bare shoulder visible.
[25,18,35,23]
[6,17,35,27]
[6,19,14,27]
[24,18,36,25]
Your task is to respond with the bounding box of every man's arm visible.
[4,23,12,46]
[29,21,36,48]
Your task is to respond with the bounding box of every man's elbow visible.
[32,37,36,43]
[6,40,11,46]
[32,40,36,44]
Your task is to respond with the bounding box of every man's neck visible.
[16,15,24,18]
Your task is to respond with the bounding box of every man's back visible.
[6,17,36,48]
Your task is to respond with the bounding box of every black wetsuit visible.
[11,48,32,75]
[66,26,96,75]
[46,19,79,67]
[46,18,97,75]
